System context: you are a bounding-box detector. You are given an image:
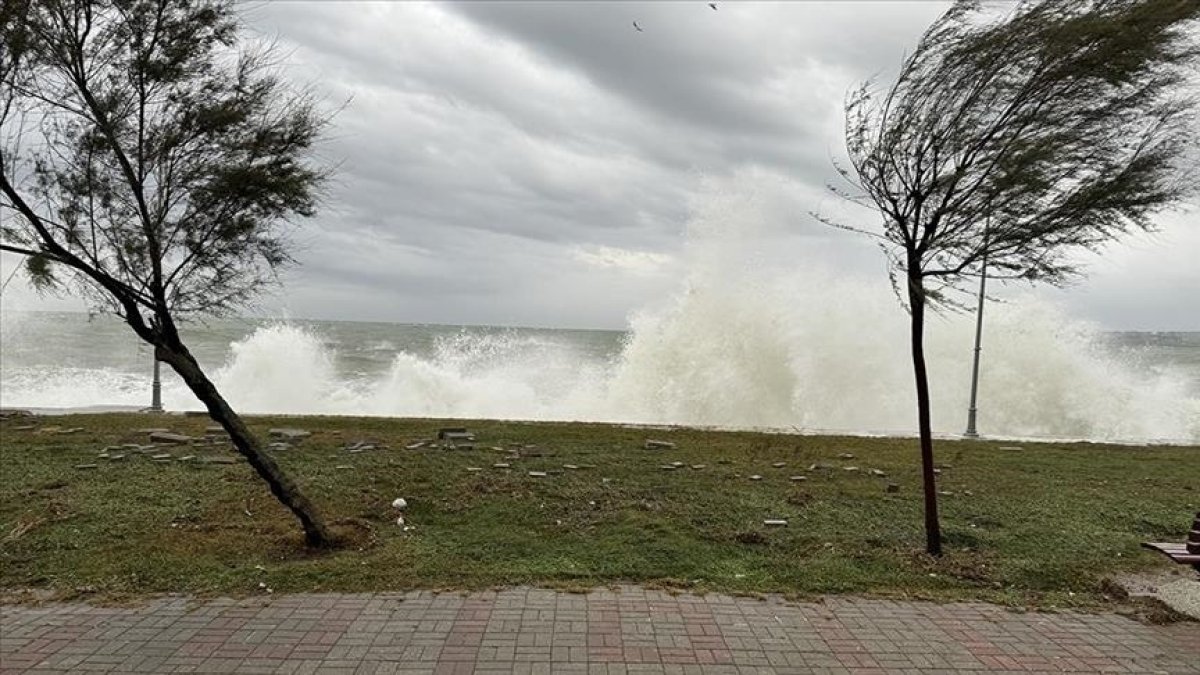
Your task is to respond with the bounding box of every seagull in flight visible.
[709,2,718,10]
[633,21,643,32]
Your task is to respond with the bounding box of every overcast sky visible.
[2,1,1197,330]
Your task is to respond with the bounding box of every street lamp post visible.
[964,253,987,439]
[148,356,163,413]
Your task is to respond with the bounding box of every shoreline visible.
[3,406,1197,448]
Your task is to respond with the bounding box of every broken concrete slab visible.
[269,428,311,441]
[437,428,475,441]
[149,431,192,445]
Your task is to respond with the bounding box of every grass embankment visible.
[0,413,1195,609]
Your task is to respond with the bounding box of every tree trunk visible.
[907,274,943,556]
[154,340,335,548]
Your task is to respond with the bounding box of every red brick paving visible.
[1,586,1197,673]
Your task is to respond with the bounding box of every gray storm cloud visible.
[1,1,1195,330]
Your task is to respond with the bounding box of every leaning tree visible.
[1,0,335,547]
[829,0,1199,555]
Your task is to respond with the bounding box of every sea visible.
[2,308,1198,445]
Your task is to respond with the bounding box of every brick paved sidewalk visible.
[2,587,1197,674]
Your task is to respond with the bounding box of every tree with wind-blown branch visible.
[1,0,336,547]
[827,0,1199,555]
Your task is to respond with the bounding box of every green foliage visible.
[0,0,327,321]
[22,253,57,291]
[836,0,1200,302]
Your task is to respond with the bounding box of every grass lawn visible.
[1,413,1195,610]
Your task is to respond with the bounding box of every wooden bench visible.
[1142,512,1200,572]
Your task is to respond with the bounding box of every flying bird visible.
[709,3,718,10]
[633,21,643,32]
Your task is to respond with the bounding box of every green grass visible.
[0,413,1195,610]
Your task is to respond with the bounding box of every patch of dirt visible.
[1111,571,1200,623]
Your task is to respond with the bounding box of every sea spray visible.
[209,323,347,414]
[1,304,1195,441]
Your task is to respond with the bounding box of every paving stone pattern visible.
[2,586,1198,674]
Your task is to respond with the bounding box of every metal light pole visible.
[148,356,163,413]
[963,258,986,438]
[964,215,990,439]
